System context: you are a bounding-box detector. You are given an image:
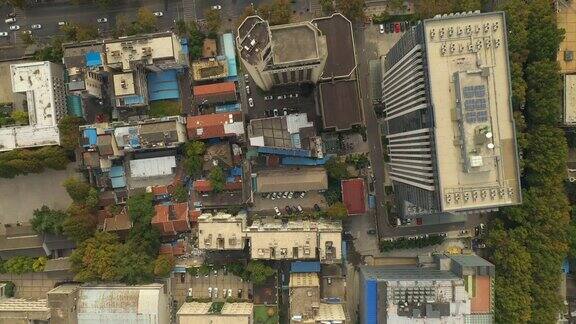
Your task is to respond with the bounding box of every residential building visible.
[359,253,494,323]
[62,41,105,100]
[221,33,238,81]
[253,167,328,193]
[152,203,192,236]
[0,61,66,151]
[288,272,346,323]
[0,226,74,259]
[246,219,341,263]
[193,82,237,105]
[197,212,246,250]
[248,113,324,158]
[104,32,187,108]
[0,298,50,324]
[186,112,244,140]
[47,283,171,324]
[176,302,254,324]
[129,156,177,178]
[102,207,133,239]
[112,116,187,151]
[191,56,229,82]
[236,16,328,91]
[381,12,521,217]
[341,178,367,215]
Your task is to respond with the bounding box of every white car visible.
[208,287,212,298]
[264,95,273,100]
[245,85,250,94]
[0,32,7,37]
[97,17,107,23]
[31,24,41,30]
[4,18,16,24]
[227,289,232,297]
[9,25,19,31]
[153,11,163,17]
[274,206,281,216]
[379,24,385,33]
[57,21,67,26]
[188,288,193,297]
[211,5,222,10]
[248,97,254,107]
[213,287,218,298]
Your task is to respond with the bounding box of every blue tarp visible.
[83,128,97,147]
[222,33,237,77]
[215,103,241,113]
[290,261,321,273]
[147,70,180,101]
[85,51,102,67]
[257,146,311,157]
[281,156,329,166]
[229,166,242,177]
[111,176,126,189]
[109,166,125,178]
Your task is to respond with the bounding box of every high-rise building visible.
[381,12,521,217]
[236,16,328,91]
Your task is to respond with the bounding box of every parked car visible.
[227,289,232,298]
[245,85,250,94]
[367,229,377,235]
[273,108,279,116]
[297,205,303,213]
[400,21,406,31]
[394,22,401,33]
[271,192,277,200]
[282,192,289,199]
[208,287,212,298]
[274,206,281,216]
[188,288,193,297]
[264,95,273,100]
[238,289,242,298]
[9,25,19,31]
[213,287,218,298]
[5,17,16,24]
[0,32,7,37]
[283,108,288,116]
[153,11,163,17]
[285,206,292,214]
[248,97,254,107]
[31,24,41,29]
[97,17,107,23]
[211,5,222,10]
[299,191,306,198]
[379,24,384,34]
[287,192,293,199]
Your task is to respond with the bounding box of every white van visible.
[5,18,16,24]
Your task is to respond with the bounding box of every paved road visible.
[193,0,313,21]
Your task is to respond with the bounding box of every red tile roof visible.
[186,112,242,139]
[152,203,191,236]
[159,240,187,257]
[193,82,236,96]
[189,210,201,222]
[341,178,366,215]
[471,275,492,313]
[151,185,169,195]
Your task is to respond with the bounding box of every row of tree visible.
[477,1,570,323]
[0,146,69,179]
[379,235,445,252]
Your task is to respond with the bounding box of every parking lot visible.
[250,191,327,216]
[243,73,319,123]
[187,269,252,300]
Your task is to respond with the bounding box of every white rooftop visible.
[0,62,62,151]
[129,156,176,178]
[105,34,181,71]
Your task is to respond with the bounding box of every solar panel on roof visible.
[474,85,486,97]
[464,100,474,110]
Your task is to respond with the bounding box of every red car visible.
[394,22,401,33]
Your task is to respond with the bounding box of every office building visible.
[236,16,327,91]
[359,253,494,323]
[381,12,521,217]
[176,302,254,324]
[197,212,247,250]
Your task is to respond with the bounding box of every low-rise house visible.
[288,272,346,323]
[0,226,75,259]
[341,178,367,215]
[102,207,133,239]
[197,212,246,250]
[0,298,50,324]
[176,302,253,324]
[193,82,237,106]
[152,203,192,236]
[186,112,244,140]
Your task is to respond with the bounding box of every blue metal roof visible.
[229,166,242,177]
[111,176,126,189]
[290,261,321,273]
[147,69,180,101]
[109,166,125,178]
[85,51,102,67]
[257,146,311,157]
[281,156,329,166]
[215,103,241,113]
[222,33,237,77]
[83,128,97,147]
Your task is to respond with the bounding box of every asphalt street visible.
[192,0,313,21]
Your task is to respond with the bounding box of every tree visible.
[185,140,206,156]
[325,157,350,180]
[185,155,203,176]
[4,256,36,274]
[172,183,188,203]
[325,202,347,220]
[34,37,64,63]
[61,23,99,42]
[525,60,562,125]
[209,166,226,192]
[63,203,97,243]
[526,0,564,63]
[115,242,154,284]
[246,261,275,285]
[336,0,365,22]
[319,0,335,13]
[21,33,34,45]
[153,254,175,277]
[62,177,92,204]
[58,116,84,152]
[237,5,257,28]
[70,231,122,282]
[31,205,67,235]
[127,192,155,224]
[32,257,47,272]
[85,188,99,210]
[259,0,292,26]
[204,8,222,33]
[136,7,157,33]
[127,222,161,257]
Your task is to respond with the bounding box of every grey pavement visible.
[0,163,78,228]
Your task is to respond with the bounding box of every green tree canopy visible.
[246,261,275,286]
[209,166,226,192]
[325,157,350,180]
[325,202,348,220]
[136,7,157,33]
[259,0,292,25]
[58,116,84,152]
[31,205,67,235]
[70,231,122,282]
[62,177,92,204]
[204,8,222,33]
[127,192,155,224]
[63,203,97,243]
[335,0,365,21]
[172,183,188,203]
[153,254,175,277]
